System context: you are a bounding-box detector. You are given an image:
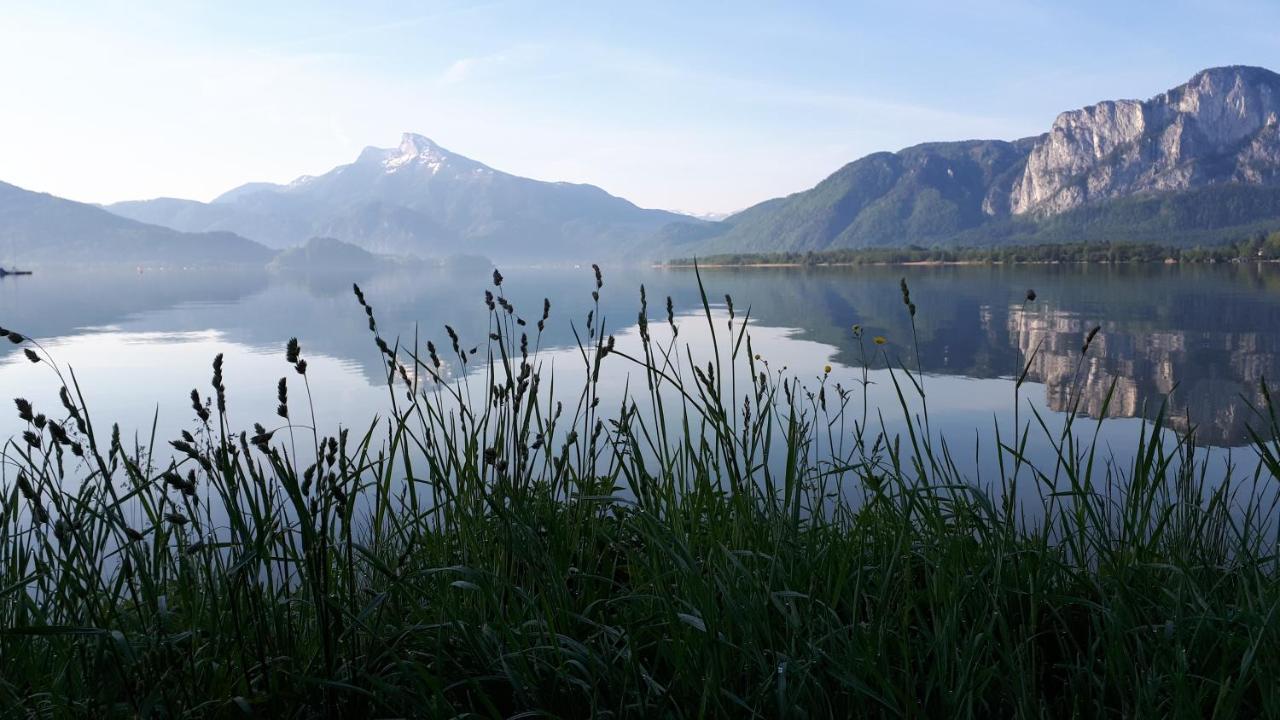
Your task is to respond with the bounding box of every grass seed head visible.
[1083,325,1101,355]
[15,398,34,422]
[211,354,226,413]
[276,377,289,419]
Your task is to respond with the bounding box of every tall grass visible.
[2,266,1279,718]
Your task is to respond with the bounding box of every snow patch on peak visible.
[384,133,449,174]
[398,132,437,152]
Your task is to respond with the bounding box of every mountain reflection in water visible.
[1,262,1277,448]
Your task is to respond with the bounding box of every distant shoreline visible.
[653,259,1279,269]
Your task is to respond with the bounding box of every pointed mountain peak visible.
[398,132,441,155]
[379,132,453,174]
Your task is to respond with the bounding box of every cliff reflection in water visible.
[1009,301,1279,447]
[694,263,1280,447]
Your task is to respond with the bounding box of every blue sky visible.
[3,0,1278,214]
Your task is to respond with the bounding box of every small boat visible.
[0,267,32,277]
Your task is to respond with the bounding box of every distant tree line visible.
[668,232,1280,267]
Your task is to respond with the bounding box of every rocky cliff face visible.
[1010,66,1280,215]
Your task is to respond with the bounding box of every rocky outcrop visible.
[1010,66,1280,215]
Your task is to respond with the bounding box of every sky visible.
[3,1,1279,215]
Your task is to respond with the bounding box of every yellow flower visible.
[823,364,832,374]
[873,336,887,345]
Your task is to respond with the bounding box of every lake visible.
[2,262,1278,484]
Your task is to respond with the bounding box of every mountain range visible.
[6,65,1280,267]
[668,65,1280,256]
[0,181,271,266]
[107,134,688,263]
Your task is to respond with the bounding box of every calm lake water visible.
[2,262,1278,483]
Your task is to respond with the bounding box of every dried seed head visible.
[211,354,226,413]
[276,377,289,419]
[592,263,603,290]
[15,398,34,422]
[16,472,36,499]
[1026,289,1037,302]
[190,389,210,423]
[492,268,504,287]
[286,337,300,364]
[24,349,39,363]
[48,422,69,445]
[1082,325,1102,355]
